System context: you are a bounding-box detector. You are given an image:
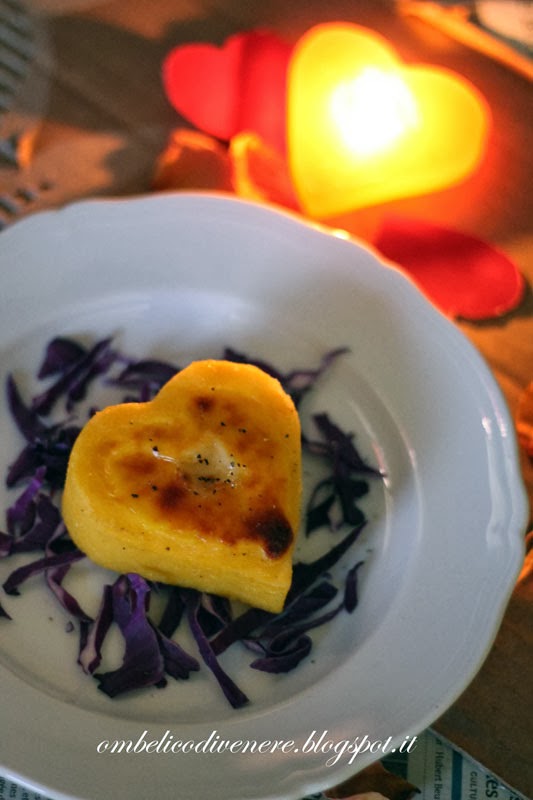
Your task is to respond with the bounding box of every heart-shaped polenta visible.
[62,360,302,613]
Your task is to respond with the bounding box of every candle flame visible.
[330,67,419,158]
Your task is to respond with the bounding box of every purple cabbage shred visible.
[38,337,87,379]
[94,574,168,697]
[156,585,185,638]
[44,526,93,623]
[79,584,114,674]
[1,334,382,705]
[182,588,249,709]
[0,600,11,619]
[344,560,365,613]
[6,464,47,533]
[2,549,86,596]
[224,346,349,408]
[31,336,116,415]
[80,577,199,693]
[153,625,200,681]
[109,359,180,401]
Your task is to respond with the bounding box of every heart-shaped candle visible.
[62,360,302,613]
[162,30,292,155]
[287,23,490,218]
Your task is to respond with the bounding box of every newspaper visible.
[1,728,528,800]
[379,730,528,800]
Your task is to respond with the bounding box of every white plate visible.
[0,193,527,800]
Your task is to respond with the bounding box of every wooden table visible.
[1,0,532,796]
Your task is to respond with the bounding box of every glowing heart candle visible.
[287,23,490,219]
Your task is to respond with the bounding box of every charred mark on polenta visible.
[246,509,293,558]
[158,483,187,510]
[194,395,214,413]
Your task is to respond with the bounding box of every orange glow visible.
[287,23,490,219]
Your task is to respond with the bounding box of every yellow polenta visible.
[62,360,302,613]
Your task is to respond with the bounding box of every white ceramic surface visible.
[0,193,527,800]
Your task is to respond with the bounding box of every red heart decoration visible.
[162,30,292,155]
[374,216,525,320]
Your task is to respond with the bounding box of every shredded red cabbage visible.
[223,345,349,408]
[182,588,249,709]
[1,335,383,706]
[94,574,168,697]
[109,359,181,402]
[3,549,86,596]
[7,493,61,554]
[5,376,81,489]
[31,336,116,415]
[78,584,114,674]
[0,600,11,619]
[6,464,47,533]
[44,523,93,623]
[208,523,365,658]
[156,585,185,638]
[303,413,382,534]
[344,560,365,613]
[38,336,87,379]
[153,624,200,682]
